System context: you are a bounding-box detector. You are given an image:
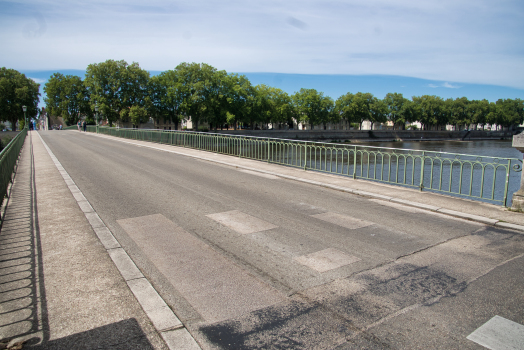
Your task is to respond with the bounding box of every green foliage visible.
[10,59,520,133]
[44,73,90,126]
[292,88,334,129]
[384,92,407,128]
[84,60,149,126]
[0,68,40,130]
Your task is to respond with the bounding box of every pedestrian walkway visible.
[0,132,198,349]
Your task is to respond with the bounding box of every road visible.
[40,130,524,349]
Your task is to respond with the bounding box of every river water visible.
[355,139,522,206]
[356,139,521,159]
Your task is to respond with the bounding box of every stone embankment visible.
[214,129,514,142]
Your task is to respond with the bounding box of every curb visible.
[35,132,202,350]
[87,132,524,234]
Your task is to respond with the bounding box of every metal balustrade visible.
[88,126,522,206]
[0,129,27,206]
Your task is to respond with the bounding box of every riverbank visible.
[213,129,514,142]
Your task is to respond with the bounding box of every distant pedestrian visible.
[82,121,86,132]
[77,120,81,131]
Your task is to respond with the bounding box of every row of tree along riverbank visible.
[211,129,515,142]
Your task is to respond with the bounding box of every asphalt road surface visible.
[40,131,524,350]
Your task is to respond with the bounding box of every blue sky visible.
[2,0,524,105]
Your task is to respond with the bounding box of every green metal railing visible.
[90,127,522,206]
[0,129,27,204]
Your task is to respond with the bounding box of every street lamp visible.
[22,105,27,130]
[95,102,99,133]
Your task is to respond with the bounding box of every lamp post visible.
[95,102,99,133]
[22,105,27,130]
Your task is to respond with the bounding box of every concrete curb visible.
[35,132,201,350]
[87,132,524,234]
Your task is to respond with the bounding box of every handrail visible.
[0,129,28,207]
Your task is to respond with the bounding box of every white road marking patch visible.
[206,210,278,234]
[294,248,361,272]
[311,212,373,230]
[239,169,279,180]
[467,315,524,350]
[368,198,428,213]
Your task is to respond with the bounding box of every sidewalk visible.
[89,131,524,231]
[0,132,198,349]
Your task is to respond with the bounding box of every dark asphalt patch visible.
[200,263,469,349]
[199,299,356,350]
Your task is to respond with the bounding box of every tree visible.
[44,73,90,126]
[493,99,524,130]
[268,87,295,129]
[369,97,388,130]
[449,97,471,130]
[173,62,227,130]
[384,93,407,129]
[149,71,184,129]
[292,88,334,129]
[335,93,355,129]
[223,74,254,130]
[469,99,490,130]
[84,60,149,126]
[0,68,40,130]
[400,99,421,128]
[348,92,374,130]
[412,95,447,130]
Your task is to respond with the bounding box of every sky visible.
[2,0,524,105]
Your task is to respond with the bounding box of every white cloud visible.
[1,0,523,88]
[29,77,46,84]
[442,82,460,89]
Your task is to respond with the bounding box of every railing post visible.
[353,146,357,179]
[419,151,425,191]
[304,142,307,170]
[503,159,511,207]
[267,139,270,163]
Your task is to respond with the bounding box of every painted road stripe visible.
[467,315,524,350]
[207,210,278,234]
[293,248,361,272]
[311,212,373,230]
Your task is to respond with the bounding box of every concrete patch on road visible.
[311,212,373,230]
[206,210,278,234]
[294,248,361,272]
[369,198,432,213]
[239,169,279,180]
[467,315,524,350]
